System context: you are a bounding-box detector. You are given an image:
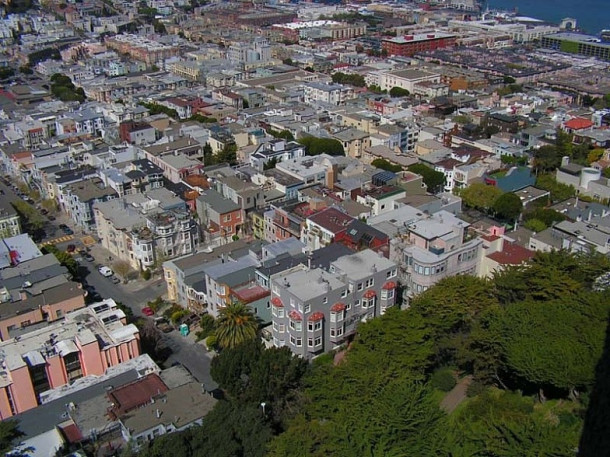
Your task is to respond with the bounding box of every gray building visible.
[270,249,398,358]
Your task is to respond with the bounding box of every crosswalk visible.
[39,235,75,247]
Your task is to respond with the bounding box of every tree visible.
[112,260,131,280]
[493,293,609,393]
[533,145,561,172]
[11,200,44,230]
[587,148,605,165]
[524,218,546,232]
[389,86,410,97]
[298,136,345,156]
[371,158,402,173]
[214,303,259,350]
[408,163,446,193]
[41,245,79,278]
[217,143,237,165]
[535,174,576,203]
[331,72,366,87]
[460,182,503,212]
[0,420,25,455]
[19,65,33,75]
[493,192,523,221]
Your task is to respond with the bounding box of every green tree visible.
[41,245,79,278]
[533,145,561,172]
[371,158,402,172]
[524,218,546,232]
[460,182,503,212]
[535,174,576,202]
[11,200,44,230]
[214,302,258,350]
[494,293,609,394]
[389,86,410,97]
[447,388,581,456]
[0,420,25,455]
[298,136,345,156]
[217,143,237,165]
[493,192,523,221]
[408,163,446,193]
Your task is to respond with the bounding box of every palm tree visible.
[214,302,259,349]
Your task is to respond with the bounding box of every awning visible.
[308,312,325,322]
[363,290,377,299]
[271,297,284,307]
[331,302,347,312]
[23,350,45,366]
[382,281,397,290]
[288,310,302,321]
[55,340,79,357]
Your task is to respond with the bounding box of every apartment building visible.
[94,190,199,271]
[398,211,482,300]
[270,249,398,358]
[382,33,456,57]
[303,82,355,106]
[0,299,140,419]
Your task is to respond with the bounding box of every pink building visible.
[0,299,140,419]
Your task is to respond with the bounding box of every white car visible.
[98,266,114,277]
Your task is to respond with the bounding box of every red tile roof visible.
[363,290,377,299]
[564,118,593,130]
[382,281,396,290]
[308,311,325,321]
[487,242,534,265]
[271,296,284,307]
[330,302,347,312]
[288,310,302,321]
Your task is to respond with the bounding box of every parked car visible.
[47,215,56,221]
[98,266,113,277]
[110,276,120,284]
[66,244,76,253]
[83,253,94,262]
[142,306,155,316]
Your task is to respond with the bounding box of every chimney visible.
[156,409,161,419]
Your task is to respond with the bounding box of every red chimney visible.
[9,250,19,266]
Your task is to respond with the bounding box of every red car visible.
[142,307,154,316]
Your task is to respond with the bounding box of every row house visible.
[249,139,306,171]
[0,300,140,419]
[270,249,398,358]
[301,207,354,251]
[0,199,21,239]
[265,200,305,243]
[207,165,265,212]
[63,177,118,231]
[196,189,244,241]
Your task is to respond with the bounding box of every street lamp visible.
[260,402,266,416]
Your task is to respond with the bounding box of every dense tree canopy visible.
[331,72,366,87]
[371,158,402,172]
[460,182,503,212]
[407,163,445,193]
[132,250,609,457]
[493,192,523,221]
[298,136,345,156]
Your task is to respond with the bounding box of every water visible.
[486,0,610,35]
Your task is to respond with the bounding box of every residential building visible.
[377,68,441,93]
[0,199,21,240]
[303,82,355,106]
[270,249,398,358]
[94,190,199,271]
[63,177,118,231]
[0,252,86,340]
[541,32,610,60]
[301,207,354,251]
[0,299,140,418]
[196,189,244,240]
[249,140,306,171]
[398,211,483,300]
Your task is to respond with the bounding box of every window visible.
[386,269,397,278]
[308,321,322,331]
[315,336,322,346]
[290,336,302,347]
[365,278,374,288]
[355,299,360,308]
[341,290,348,298]
[330,326,344,337]
[224,214,232,222]
[388,289,394,299]
[331,311,344,322]
[308,338,314,347]
[323,297,328,304]
[357,283,363,291]
[304,304,310,313]
[346,302,352,310]
[289,320,302,332]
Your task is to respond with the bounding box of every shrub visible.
[430,367,456,392]
[205,334,218,350]
[466,379,487,398]
[524,218,546,233]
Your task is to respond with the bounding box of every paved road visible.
[162,331,217,390]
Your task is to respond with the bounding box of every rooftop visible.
[331,249,395,281]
